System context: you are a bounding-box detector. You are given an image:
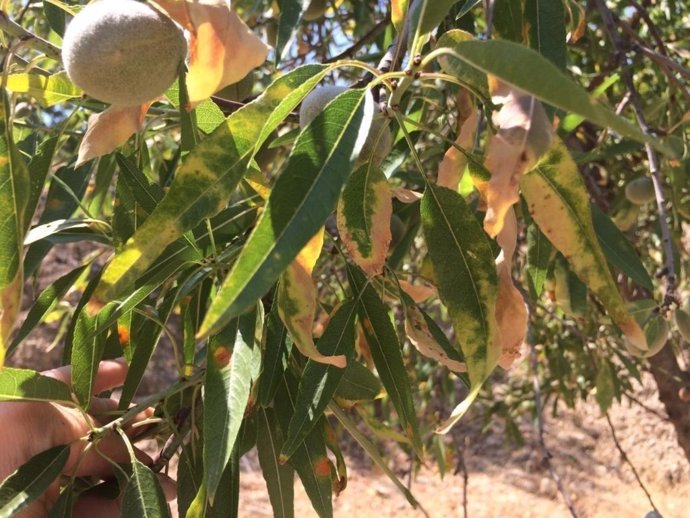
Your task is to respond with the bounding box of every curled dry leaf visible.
[277,228,346,368]
[437,89,477,191]
[76,103,149,166]
[155,0,269,105]
[483,80,554,237]
[398,279,436,303]
[405,305,466,373]
[494,208,528,369]
[391,187,423,204]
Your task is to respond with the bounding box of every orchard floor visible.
[10,245,690,518]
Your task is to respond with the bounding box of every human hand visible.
[0,360,175,518]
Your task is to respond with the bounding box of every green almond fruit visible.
[625,177,656,205]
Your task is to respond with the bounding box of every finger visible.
[42,359,128,394]
[73,439,152,478]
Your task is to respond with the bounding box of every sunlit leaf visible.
[95,64,330,303]
[0,368,72,404]
[521,139,646,350]
[120,460,172,518]
[6,72,82,107]
[437,90,477,191]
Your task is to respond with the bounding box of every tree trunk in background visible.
[649,345,690,464]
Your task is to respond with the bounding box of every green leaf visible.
[493,0,524,42]
[520,139,646,350]
[526,222,552,298]
[275,0,311,64]
[595,360,615,414]
[421,184,499,431]
[199,88,374,337]
[441,40,671,154]
[256,408,295,518]
[410,0,462,48]
[335,361,382,401]
[347,265,421,451]
[71,302,117,407]
[591,204,653,291]
[24,136,58,235]
[120,460,172,518]
[204,307,262,501]
[435,30,490,100]
[9,264,88,356]
[0,368,72,403]
[337,165,392,276]
[165,78,225,136]
[95,64,330,303]
[281,301,357,460]
[258,301,292,407]
[524,0,567,70]
[48,486,75,518]
[6,72,82,107]
[0,445,69,518]
[0,92,29,366]
[274,373,332,518]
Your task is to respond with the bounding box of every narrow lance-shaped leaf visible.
[409,0,463,49]
[274,373,332,518]
[421,184,500,433]
[281,301,358,461]
[204,306,262,502]
[437,39,672,154]
[95,64,330,303]
[524,0,567,71]
[274,0,311,64]
[0,445,70,518]
[277,229,346,367]
[200,89,374,337]
[0,368,72,404]
[258,300,292,407]
[256,408,295,518]
[337,165,393,277]
[24,136,58,235]
[120,460,172,518]
[0,92,29,367]
[5,72,83,107]
[520,139,646,350]
[347,265,422,451]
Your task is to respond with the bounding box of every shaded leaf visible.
[595,360,615,414]
[204,307,262,501]
[335,361,382,401]
[435,30,489,99]
[347,265,421,451]
[421,184,499,432]
[258,301,293,407]
[524,0,567,70]
[200,89,373,337]
[281,301,358,460]
[274,0,310,63]
[404,305,466,373]
[120,460,172,518]
[0,445,69,517]
[256,408,295,518]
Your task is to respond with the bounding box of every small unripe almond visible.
[678,387,690,402]
[625,177,656,205]
[62,0,187,106]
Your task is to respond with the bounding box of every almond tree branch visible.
[595,0,678,311]
[0,10,61,62]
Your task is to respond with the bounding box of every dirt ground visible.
[10,246,690,518]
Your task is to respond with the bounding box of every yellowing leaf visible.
[521,139,646,350]
[156,1,269,105]
[337,165,392,276]
[277,229,346,368]
[483,82,553,237]
[6,72,83,107]
[494,208,528,369]
[391,0,410,33]
[391,187,422,204]
[76,104,149,166]
[437,90,477,191]
[405,305,466,373]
